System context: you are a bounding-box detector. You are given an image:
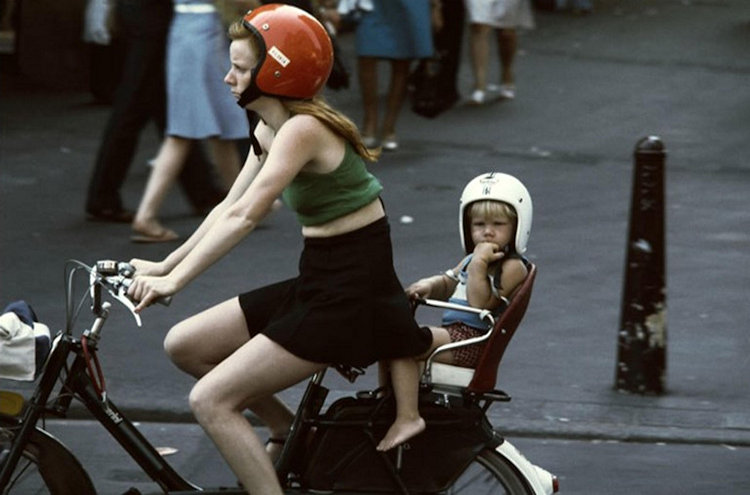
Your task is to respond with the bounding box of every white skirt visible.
[464,0,535,29]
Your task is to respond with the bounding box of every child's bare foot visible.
[376,417,426,451]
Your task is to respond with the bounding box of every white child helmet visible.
[459,172,533,254]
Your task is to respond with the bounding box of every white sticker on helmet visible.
[268,46,290,67]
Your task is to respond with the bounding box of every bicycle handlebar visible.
[84,260,172,328]
[95,260,172,303]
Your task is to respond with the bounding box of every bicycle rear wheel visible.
[1,422,96,495]
[446,448,532,495]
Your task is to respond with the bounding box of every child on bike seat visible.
[377,172,533,451]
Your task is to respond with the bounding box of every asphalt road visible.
[36,420,750,494]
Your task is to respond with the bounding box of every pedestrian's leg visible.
[498,28,517,86]
[86,35,164,215]
[177,144,226,215]
[469,23,490,92]
[189,334,325,494]
[358,56,379,141]
[131,136,191,241]
[207,139,242,190]
[381,59,411,143]
[437,0,466,101]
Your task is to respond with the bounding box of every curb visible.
[59,403,750,447]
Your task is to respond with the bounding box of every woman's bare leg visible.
[164,298,250,378]
[189,334,325,494]
[164,298,295,449]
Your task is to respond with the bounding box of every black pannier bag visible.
[300,391,500,492]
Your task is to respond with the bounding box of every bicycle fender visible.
[1,421,96,494]
[495,439,556,495]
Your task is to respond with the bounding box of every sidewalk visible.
[2,0,749,449]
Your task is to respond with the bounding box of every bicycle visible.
[0,259,558,494]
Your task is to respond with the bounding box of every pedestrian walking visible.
[351,0,435,151]
[85,0,226,224]
[130,0,249,243]
[465,0,535,105]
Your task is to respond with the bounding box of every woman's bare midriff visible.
[301,199,385,238]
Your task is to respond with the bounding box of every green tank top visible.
[282,142,383,226]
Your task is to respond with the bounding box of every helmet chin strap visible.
[237,84,261,108]
[237,80,263,158]
[243,110,262,158]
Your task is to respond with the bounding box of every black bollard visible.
[615,136,667,394]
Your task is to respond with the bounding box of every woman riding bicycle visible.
[125,4,432,494]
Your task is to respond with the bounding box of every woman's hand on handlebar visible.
[129,258,168,277]
[127,274,178,313]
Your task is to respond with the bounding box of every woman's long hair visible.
[283,99,379,162]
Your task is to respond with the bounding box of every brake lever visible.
[91,261,142,327]
[93,260,172,325]
[110,282,143,328]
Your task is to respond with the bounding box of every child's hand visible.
[405,280,431,300]
[473,242,506,266]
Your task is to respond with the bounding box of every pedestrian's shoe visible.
[362,135,379,149]
[382,135,399,152]
[470,89,486,105]
[498,84,516,100]
[487,83,516,100]
[86,208,135,223]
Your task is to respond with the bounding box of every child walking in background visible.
[377,172,533,451]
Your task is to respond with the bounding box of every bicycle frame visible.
[1,260,557,494]
[0,299,199,492]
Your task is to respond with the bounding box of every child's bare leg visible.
[376,358,425,451]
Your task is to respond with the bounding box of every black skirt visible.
[238,217,432,367]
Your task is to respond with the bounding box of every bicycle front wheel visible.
[446,448,532,495]
[1,422,96,495]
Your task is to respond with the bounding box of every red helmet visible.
[240,4,333,102]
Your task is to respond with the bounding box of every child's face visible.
[470,211,515,252]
